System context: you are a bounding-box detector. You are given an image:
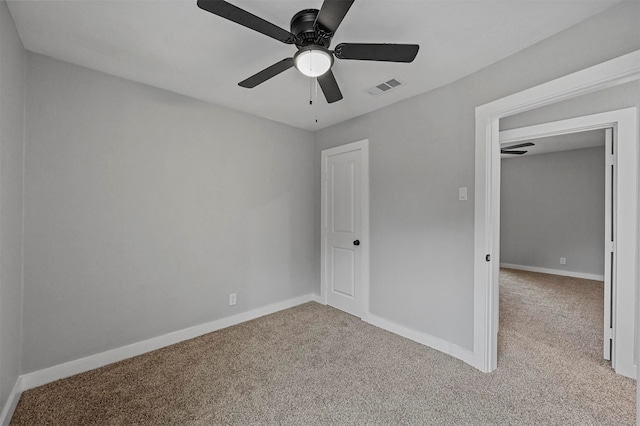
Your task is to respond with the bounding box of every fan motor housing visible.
[290,9,331,48]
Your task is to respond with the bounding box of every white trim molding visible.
[500,263,605,282]
[0,378,23,426]
[365,314,475,367]
[474,50,640,374]
[3,294,474,425]
[17,294,316,392]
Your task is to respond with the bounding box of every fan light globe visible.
[294,48,333,77]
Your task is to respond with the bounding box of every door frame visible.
[321,139,370,319]
[473,49,640,374]
[498,109,637,377]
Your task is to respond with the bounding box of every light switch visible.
[458,187,468,201]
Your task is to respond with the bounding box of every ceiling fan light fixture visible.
[294,46,333,77]
[198,0,420,103]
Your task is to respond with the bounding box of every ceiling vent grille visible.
[367,78,404,96]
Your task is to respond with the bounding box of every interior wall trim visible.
[500,263,605,281]
[5,292,465,424]
[17,294,317,393]
[0,378,23,426]
[365,313,475,367]
[474,49,640,374]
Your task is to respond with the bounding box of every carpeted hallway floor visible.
[10,269,636,424]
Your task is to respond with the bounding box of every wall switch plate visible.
[229,293,237,306]
[458,187,468,201]
[560,257,567,265]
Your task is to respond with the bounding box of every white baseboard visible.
[19,294,316,392]
[1,377,23,426]
[9,293,479,420]
[500,263,604,281]
[449,344,478,367]
[365,314,475,367]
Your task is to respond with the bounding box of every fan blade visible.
[315,0,354,33]
[197,0,296,44]
[317,70,343,103]
[501,150,528,155]
[238,58,294,88]
[502,142,534,150]
[334,43,419,62]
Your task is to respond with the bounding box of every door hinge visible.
[606,153,615,167]
[604,327,613,341]
[607,241,615,253]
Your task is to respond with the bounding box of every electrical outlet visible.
[229,293,237,306]
[560,257,567,265]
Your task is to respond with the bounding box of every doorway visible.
[499,127,614,369]
[320,139,370,318]
[492,111,636,378]
[473,51,639,377]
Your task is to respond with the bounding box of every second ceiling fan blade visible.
[335,43,419,62]
[315,0,355,33]
[197,0,296,44]
[502,142,535,150]
[317,70,343,103]
[501,150,528,155]
[239,58,294,88]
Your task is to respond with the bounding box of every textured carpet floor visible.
[11,269,636,425]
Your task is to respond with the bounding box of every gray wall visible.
[22,53,315,373]
[7,0,640,380]
[501,147,605,276]
[313,1,640,350]
[0,0,25,411]
[501,82,640,132]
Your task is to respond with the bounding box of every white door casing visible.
[472,50,640,376]
[493,110,637,378]
[321,140,370,319]
[470,50,640,420]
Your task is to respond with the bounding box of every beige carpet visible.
[11,269,636,425]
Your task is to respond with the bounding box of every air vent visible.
[367,78,404,96]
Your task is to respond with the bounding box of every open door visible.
[603,127,614,361]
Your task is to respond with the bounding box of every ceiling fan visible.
[196,0,420,103]
[501,142,534,155]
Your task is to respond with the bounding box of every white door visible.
[603,127,615,361]
[321,141,368,317]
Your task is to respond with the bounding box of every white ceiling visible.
[501,129,605,159]
[7,0,623,131]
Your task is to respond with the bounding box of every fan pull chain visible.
[309,77,313,105]
[315,78,319,123]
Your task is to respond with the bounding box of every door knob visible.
[353,240,360,246]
